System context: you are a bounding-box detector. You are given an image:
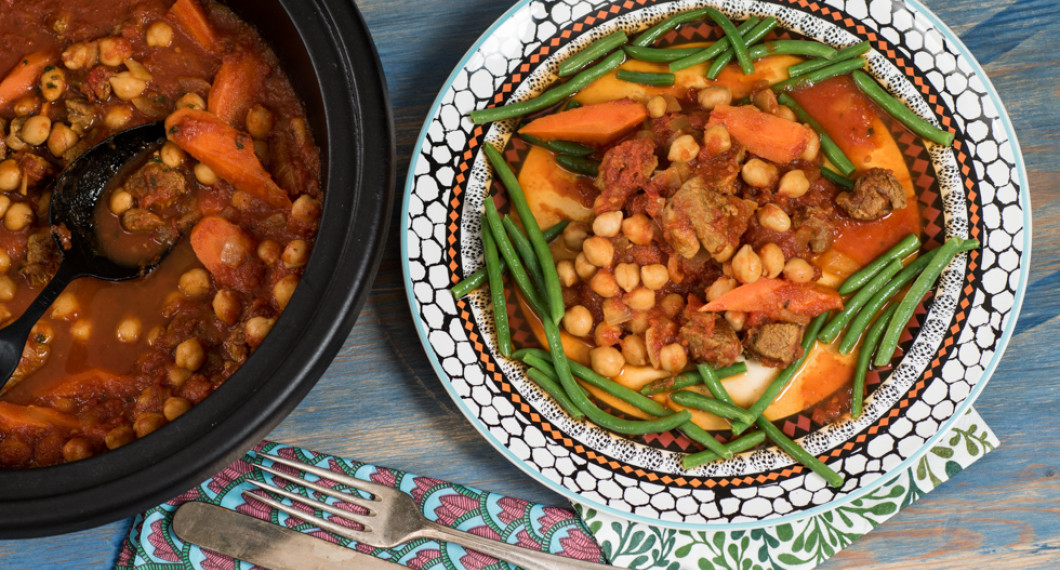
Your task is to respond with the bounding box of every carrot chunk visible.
[190,216,264,291]
[208,49,270,128]
[168,0,221,52]
[166,108,292,208]
[700,278,842,318]
[0,402,79,430]
[0,51,57,112]
[706,104,814,164]
[519,99,648,145]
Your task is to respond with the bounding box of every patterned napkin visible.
[576,407,998,569]
[115,441,605,569]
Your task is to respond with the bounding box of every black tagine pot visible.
[0,0,393,537]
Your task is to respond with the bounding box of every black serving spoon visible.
[0,121,168,389]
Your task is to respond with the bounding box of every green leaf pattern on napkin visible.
[577,408,998,569]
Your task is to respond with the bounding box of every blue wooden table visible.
[1,0,1057,567]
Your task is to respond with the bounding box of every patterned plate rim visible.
[401,0,1029,530]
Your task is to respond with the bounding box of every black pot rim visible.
[0,0,394,537]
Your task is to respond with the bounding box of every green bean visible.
[669,17,760,72]
[526,368,586,420]
[682,431,765,469]
[555,154,600,176]
[631,7,709,47]
[757,416,844,488]
[558,31,628,77]
[786,40,870,78]
[704,7,753,75]
[771,56,866,92]
[671,390,756,425]
[483,144,565,324]
[501,216,545,290]
[480,223,512,357]
[483,200,548,314]
[874,237,964,367]
[640,362,748,395]
[731,312,829,435]
[838,234,921,295]
[697,364,737,408]
[777,93,856,176]
[517,133,595,157]
[705,18,776,79]
[751,39,837,60]
[471,52,624,124]
[819,165,854,189]
[851,70,955,147]
[563,99,582,111]
[615,69,675,86]
[450,221,568,299]
[851,302,898,418]
[818,258,903,344]
[623,45,703,63]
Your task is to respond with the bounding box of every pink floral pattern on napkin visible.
[115,440,605,569]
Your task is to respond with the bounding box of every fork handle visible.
[419,521,615,570]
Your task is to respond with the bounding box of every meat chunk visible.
[792,205,834,254]
[593,138,658,213]
[680,312,741,366]
[125,162,188,209]
[659,177,754,260]
[64,98,96,135]
[744,322,804,366]
[836,168,907,221]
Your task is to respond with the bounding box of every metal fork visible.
[244,453,614,570]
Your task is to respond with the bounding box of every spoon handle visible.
[0,261,79,389]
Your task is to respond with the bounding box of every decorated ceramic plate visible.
[402,0,1027,529]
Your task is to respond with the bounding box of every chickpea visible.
[574,252,596,280]
[774,105,796,122]
[147,325,163,347]
[752,88,778,113]
[4,202,34,231]
[640,264,668,290]
[620,335,649,366]
[163,397,191,421]
[245,316,276,344]
[159,142,185,168]
[706,276,737,302]
[291,195,321,223]
[175,338,205,371]
[146,21,174,48]
[254,139,269,161]
[176,93,206,111]
[12,96,40,118]
[245,105,275,139]
[0,160,20,192]
[562,222,589,250]
[282,239,309,268]
[667,134,700,163]
[62,41,98,70]
[741,158,778,188]
[614,263,640,292]
[39,66,66,102]
[167,365,191,387]
[20,115,51,146]
[801,129,821,161]
[660,293,685,318]
[757,203,792,232]
[116,317,141,343]
[594,322,622,348]
[194,163,218,185]
[621,213,654,246]
[783,257,815,283]
[51,292,79,320]
[257,239,281,265]
[592,211,623,238]
[62,438,93,462]
[556,259,577,287]
[725,310,747,332]
[625,287,656,311]
[103,105,134,130]
[109,72,147,100]
[697,86,732,110]
[628,311,650,334]
[590,346,625,377]
[0,250,9,273]
[134,413,166,438]
[0,197,9,221]
[778,169,810,198]
[273,275,299,309]
[47,123,78,157]
[212,290,241,325]
[732,244,762,284]
[759,243,785,278]
[105,425,135,450]
[109,189,133,215]
[659,343,688,373]
[98,37,133,67]
[601,297,630,325]
[589,270,620,298]
[0,276,14,302]
[582,236,613,267]
[562,305,594,337]
[646,95,668,118]
[702,124,731,155]
[179,268,211,298]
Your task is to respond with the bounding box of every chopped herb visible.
[45,82,56,89]
[169,126,180,134]
[235,137,244,150]
[35,333,46,344]
[43,65,55,72]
